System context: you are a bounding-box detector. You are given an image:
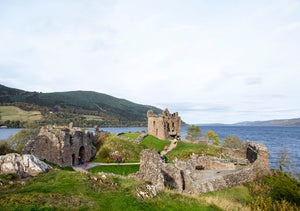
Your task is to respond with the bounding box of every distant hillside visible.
[234,118,300,126]
[0,84,163,127]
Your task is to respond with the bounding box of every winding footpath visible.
[160,140,178,156]
[73,139,178,173]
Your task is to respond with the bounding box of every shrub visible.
[6,128,39,152]
[249,196,298,211]
[186,125,203,141]
[94,134,109,151]
[222,136,245,149]
[0,141,16,155]
[247,170,300,210]
[205,130,220,146]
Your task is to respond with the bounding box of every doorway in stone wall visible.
[79,146,85,161]
[72,154,75,166]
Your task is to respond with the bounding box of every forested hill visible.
[0,84,163,127]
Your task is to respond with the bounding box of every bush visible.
[0,141,16,155]
[247,170,300,210]
[222,136,245,149]
[249,196,298,211]
[6,128,39,152]
[205,130,220,146]
[94,134,109,151]
[186,125,203,141]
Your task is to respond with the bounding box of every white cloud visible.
[0,0,300,123]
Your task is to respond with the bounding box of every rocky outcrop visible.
[0,153,51,178]
[22,126,97,167]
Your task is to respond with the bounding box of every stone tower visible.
[147,109,181,140]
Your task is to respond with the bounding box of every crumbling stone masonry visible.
[22,126,97,167]
[131,141,269,194]
[147,109,181,140]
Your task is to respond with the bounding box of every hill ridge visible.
[0,84,163,127]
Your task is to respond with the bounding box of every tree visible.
[7,128,39,152]
[277,147,296,176]
[205,130,220,146]
[222,135,244,149]
[186,125,203,141]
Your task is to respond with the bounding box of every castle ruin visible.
[22,126,97,167]
[131,141,270,194]
[147,109,181,140]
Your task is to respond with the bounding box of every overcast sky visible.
[0,0,300,124]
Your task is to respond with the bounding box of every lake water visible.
[1,126,299,173]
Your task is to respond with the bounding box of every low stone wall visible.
[217,147,247,159]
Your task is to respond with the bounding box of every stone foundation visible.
[131,141,269,194]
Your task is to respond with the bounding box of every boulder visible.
[0,153,51,178]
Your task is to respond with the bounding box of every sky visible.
[0,0,300,124]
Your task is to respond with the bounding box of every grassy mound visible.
[96,135,170,162]
[165,141,221,162]
[0,170,222,210]
[120,133,141,140]
[140,135,170,152]
[88,165,140,176]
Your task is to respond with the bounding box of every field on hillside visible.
[83,115,103,121]
[0,106,42,121]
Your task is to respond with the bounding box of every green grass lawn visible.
[165,141,221,162]
[0,170,221,210]
[0,106,42,121]
[88,165,140,176]
[140,135,170,152]
[120,133,141,140]
[96,135,170,162]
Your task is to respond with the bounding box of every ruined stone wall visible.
[131,149,165,191]
[22,126,97,167]
[218,147,247,159]
[132,140,270,195]
[175,156,237,171]
[246,141,270,174]
[147,109,181,140]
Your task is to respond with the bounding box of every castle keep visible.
[147,109,181,140]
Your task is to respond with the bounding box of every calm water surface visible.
[1,126,299,173]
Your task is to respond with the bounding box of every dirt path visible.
[160,140,178,156]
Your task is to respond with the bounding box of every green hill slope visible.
[0,84,162,127]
